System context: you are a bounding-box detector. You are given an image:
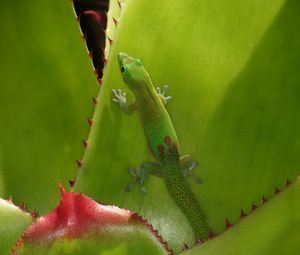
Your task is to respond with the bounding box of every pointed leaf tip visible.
[19,203,28,213]
[30,209,39,219]
[108,37,113,45]
[240,210,246,219]
[92,97,98,105]
[12,189,170,254]
[69,179,76,188]
[87,118,93,126]
[82,139,88,148]
[7,195,13,203]
[183,243,189,251]
[97,78,103,85]
[196,239,204,246]
[56,181,66,194]
[113,17,119,25]
[76,159,83,167]
[262,196,268,204]
[208,231,216,239]
[117,0,122,9]
[225,218,233,229]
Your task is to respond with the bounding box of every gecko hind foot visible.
[125,167,147,194]
[182,159,203,184]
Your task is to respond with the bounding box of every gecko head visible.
[118,52,150,90]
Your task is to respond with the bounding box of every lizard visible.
[112,52,209,241]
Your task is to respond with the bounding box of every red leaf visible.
[13,184,170,254]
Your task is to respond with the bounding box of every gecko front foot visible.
[156,85,172,104]
[112,88,127,106]
[125,167,147,194]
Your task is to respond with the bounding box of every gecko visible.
[112,52,209,241]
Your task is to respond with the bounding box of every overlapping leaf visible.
[0,0,97,214]
[1,0,300,254]
[74,0,300,252]
[13,185,169,255]
[0,199,33,254]
[184,177,300,255]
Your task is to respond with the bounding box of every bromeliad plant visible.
[1,0,300,254]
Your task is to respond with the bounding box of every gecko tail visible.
[159,141,209,241]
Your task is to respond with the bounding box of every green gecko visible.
[112,52,209,241]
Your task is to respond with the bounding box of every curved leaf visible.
[0,198,33,254]
[17,239,167,255]
[74,0,300,252]
[0,0,97,214]
[184,177,300,255]
[1,0,300,254]
[13,185,169,255]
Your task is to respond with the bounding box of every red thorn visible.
[275,187,281,194]
[196,239,203,245]
[92,97,98,105]
[262,196,268,204]
[87,118,93,126]
[108,37,113,46]
[286,179,291,187]
[183,244,189,251]
[225,218,233,229]
[69,179,75,188]
[113,18,119,25]
[88,50,93,58]
[130,213,171,254]
[104,58,108,64]
[252,203,257,211]
[76,159,83,168]
[30,209,39,219]
[12,238,24,255]
[19,203,28,213]
[82,34,86,41]
[208,231,216,239]
[97,78,103,85]
[56,181,66,194]
[7,196,13,203]
[240,210,246,219]
[82,140,88,148]
[117,0,122,9]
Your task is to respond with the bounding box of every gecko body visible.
[112,52,209,241]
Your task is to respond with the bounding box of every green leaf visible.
[0,198,33,254]
[18,238,167,255]
[1,0,300,254]
[1,0,168,253]
[74,0,300,252]
[0,0,97,214]
[184,177,300,255]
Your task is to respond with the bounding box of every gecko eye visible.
[121,66,126,73]
[136,59,142,65]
